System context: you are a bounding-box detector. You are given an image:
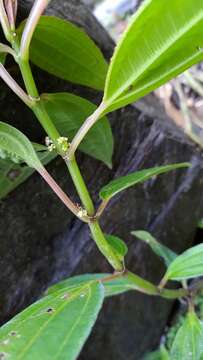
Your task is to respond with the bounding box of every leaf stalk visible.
[20,0,50,61]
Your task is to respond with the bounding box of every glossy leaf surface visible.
[163,244,203,281]
[105,234,128,261]
[41,92,113,167]
[132,230,176,267]
[103,0,203,113]
[17,16,108,90]
[0,282,104,360]
[0,122,42,169]
[99,163,189,200]
[171,311,203,360]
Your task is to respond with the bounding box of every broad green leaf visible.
[162,244,203,282]
[99,163,190,200]
[103,0,203,113]
[17,16,108,90]
[47,272,158,298]
[0,282,104,360]
[105,234,128,261]
[171,311,203,360]
[0,150,56,199]
[132,230,176,267]
[0,122,42,169]
[41,92,113,167]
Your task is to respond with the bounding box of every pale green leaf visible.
[0,282,104,360]
[105,234,128,261]
[171,311,203,360]
[0,122,42,169]
[163,244,203,282]
[99,163,189,200]
[132,230,176,267]
[41,92,113,167]
[103,0,203,113]
[17,16,108,90]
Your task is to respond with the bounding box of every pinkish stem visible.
[20,0,50,60]
[38,166,90,223]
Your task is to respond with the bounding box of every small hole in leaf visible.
[46,307,54,314]
[10,331,17,337]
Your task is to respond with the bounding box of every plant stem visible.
[17,56,122,270]
[126,271,187,299]
[68,101,106,160]
[0,63,33,106]
[95,199,109,219]
[65,156,94,216]
[0,42,16,57]
[19,59,39,98]
[89,221,123,271]
[38,166,90,223]
[20,0,51,61]
[0,0,13,42]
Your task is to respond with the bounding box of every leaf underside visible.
[0,122,42,169]
[103,0,203,113]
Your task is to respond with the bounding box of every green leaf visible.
[17,16,108,90]
[132,230,176,267]
[0,282,104,360]
[103,0,203,113]
[41,92,113,167]
[99,163,190,200]
[0,150,56,199]
[47,272,158,298]
[170,311,203,360]
[105,234,128,261]
[0,121,42,169]
[162,244,203,282]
